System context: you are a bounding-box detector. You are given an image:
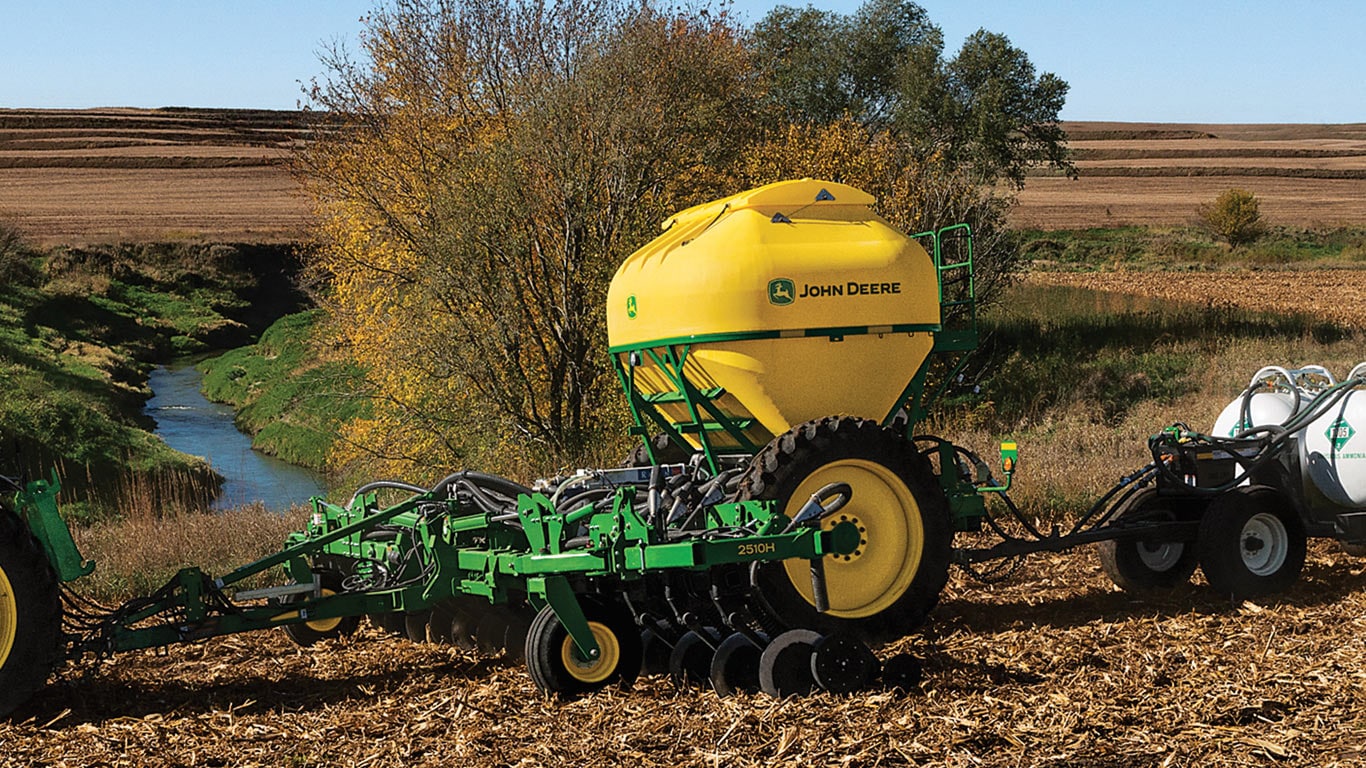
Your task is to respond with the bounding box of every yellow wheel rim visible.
[559,621,621,684]
[781,458,924,619]
[0,563,17,668]
[304,588,343,633]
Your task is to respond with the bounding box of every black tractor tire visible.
[737,416,952,643]
[1198,485,1306,601]
[1097,487,1199,592]
[525,599,642,698]
[0,506,63,718]
[621,433,693,468]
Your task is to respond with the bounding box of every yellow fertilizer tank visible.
[608,179,973,463]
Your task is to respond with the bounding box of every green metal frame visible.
[612,224,979,474]
[16,477,858,662]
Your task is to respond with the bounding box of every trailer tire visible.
[525,599,641,697]
[738,416,951,643]
[0,506,63,718]
[1198,486,1305,601]
[1098,488,1199,592]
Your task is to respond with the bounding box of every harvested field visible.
[1027,269,1366,329]
[5,542,1366,766]
[1014,122,1366,229]
[4,111,1366,242]
[0,108,312,245]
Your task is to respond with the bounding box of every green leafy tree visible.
[1200,188,1267,247]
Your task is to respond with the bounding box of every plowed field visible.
[1027,269,1366,329]
[3,111,1366,243]
[5,543,1366,766]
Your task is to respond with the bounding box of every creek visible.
[145,364,325,511]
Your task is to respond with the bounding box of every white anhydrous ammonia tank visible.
[1299,363,1366,509]
[1211,366,1333,438]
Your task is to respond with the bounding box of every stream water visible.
[145,364,325,510]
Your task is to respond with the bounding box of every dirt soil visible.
[5,542,1366,767]
[1027,270,1366,329]
[4,111,1366,242]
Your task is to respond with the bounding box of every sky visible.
[2,0,1362,123]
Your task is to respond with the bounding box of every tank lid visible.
[661,178,877,231]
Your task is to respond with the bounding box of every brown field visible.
[3,111,1366,243]
[5,543,1366,767]
[1027,269,1366,329]
[0,108,313,244]
[1016,122,1366,229]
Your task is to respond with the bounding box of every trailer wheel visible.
[281,568,361,647]
[525,599,641,697]
[1098,488,1199,592]
[1198,486,1305,600]
[739,417,951,642]
[0,506,62,718]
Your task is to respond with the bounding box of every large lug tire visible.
[738,417,952,642]
[1098,487,1199,592]
[525,599,642,698]
[621,433,693,468]
[1198,486,1306,601]
[0,506,63,718]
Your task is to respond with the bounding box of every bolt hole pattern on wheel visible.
[809,632,879,694]
[0,507,62,718]
[525,600,642,698]
[710,632,768,697]
[1097,487,1200,592]
[1198,485,1306,601]
[759,629,823,698]
[738,417,952,643]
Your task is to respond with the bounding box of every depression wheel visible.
[1098,487,1199,592]
[525,599,642,697]
[281,569,361,647]
[738,417,951,642]
[1198,485,1305,601]
[0,506,63,718]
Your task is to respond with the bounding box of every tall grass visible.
[929,282,1363,519]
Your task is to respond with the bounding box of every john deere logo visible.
[1327,417,1355,451]
[768,278,795,306]
[626,295,637,318]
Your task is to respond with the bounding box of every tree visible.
[1200,188,1267,247]
[751,0,1073,188]
[300,0,757,477]
[746,0,1067,303]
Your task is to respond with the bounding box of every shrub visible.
[1200,188,1267,247]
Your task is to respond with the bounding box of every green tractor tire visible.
[0,505,63,718]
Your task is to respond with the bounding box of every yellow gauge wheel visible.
[0,563,16,669]
[559,621,621,684]
[303,588,343,633]
[781,458,924,618]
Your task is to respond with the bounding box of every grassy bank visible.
[0,231,309,518]
[198,310,368,471]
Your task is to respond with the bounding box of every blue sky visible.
[2,0,1362,123]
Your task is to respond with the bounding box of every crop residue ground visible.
[5,541,1366,767]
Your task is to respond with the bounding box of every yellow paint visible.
[560,621,621,684]
[0,563,15,669]
[608,179,940,447]
[780,458,925,618]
